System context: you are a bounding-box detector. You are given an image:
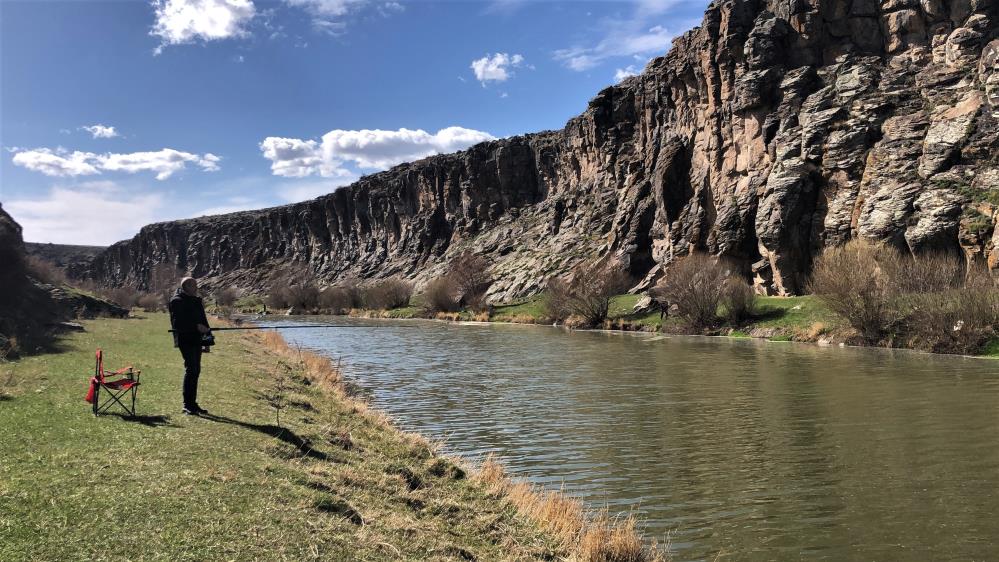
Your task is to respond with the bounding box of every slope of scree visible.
[76,0,999,298]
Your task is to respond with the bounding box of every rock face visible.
[1,205,126,355]
[80,0,998,298]
[25,242,105,270]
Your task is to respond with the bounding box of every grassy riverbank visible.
[341,293,999,358]
[0,313,664,561]
[350,294,841,339]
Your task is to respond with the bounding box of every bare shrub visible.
[808,241,910,344]
[545,262,630,327]
[265,288,289,310]
[889,251,963,294]
[283,283,320,312]
[137,293,165,312]
[319,286,354,314]
[448,252,493,311]
[149,263,184,301]
[25,255,67,286]
[215,287,239,307]
[339,277,364,308]
[362,277,413,310]
[906,272,999,354]
[213,287,239,318]
[105,286,141,309]
[422,276,461,314]
[720,276,756,325]
[544,277,572,323]
[650,254,732,331]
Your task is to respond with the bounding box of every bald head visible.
[180,277,198,296]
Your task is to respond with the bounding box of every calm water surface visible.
[271,317,999,561]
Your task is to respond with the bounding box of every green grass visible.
[0,313,560,561]
[491,295,547,322]
[752,295,837,330]
[981,339,999,358]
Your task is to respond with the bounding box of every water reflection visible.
[273,317,999,561]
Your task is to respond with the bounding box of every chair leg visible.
[92,385,99,417]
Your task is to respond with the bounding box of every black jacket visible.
[168,289,209,347]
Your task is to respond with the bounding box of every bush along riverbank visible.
[240,241,999,358]
[0,312,667,561]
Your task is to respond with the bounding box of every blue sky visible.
[1,0,707,245]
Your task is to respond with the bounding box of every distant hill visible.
[25,242,106,268]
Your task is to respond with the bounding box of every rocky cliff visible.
[80,0,999,299]
[0,205,126,356]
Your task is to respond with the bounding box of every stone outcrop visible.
[1,205,126,355]
[78,0,998,299]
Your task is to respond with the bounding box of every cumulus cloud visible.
[470,53,526,85]
[150,0,256,53]
[81,124,119,139]
[5,182,166,245]
[259,137,327,177]
[101,149,221,180]
[12,149,101,177]
[10,147,221,180]
[260,126,496,177]
[614,65,640,82]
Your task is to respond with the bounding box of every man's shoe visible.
[194,405,209,415]
[182,407,199,416]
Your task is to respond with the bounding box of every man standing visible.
[168,277,211,416]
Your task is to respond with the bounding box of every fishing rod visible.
[167,325,389,332]
[168,323,410,351]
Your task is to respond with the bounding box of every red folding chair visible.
[84,349,141,417]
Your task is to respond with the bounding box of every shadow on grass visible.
[200,413,329,461]
[105,413,177,427]
[750,306,790,322]
[0,395,12,402]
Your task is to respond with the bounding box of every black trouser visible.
[179,345,203,409]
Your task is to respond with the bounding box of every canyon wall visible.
[80,0,999,299]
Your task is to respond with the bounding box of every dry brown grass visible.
[496,314,544,325]
[476,455,668,562]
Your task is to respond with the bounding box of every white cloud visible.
[285,0,363,16]
[321,126,496,169]
[100,149,221,180]
[5,182,166,245]
[12,149,101,177]
[10,147,221,180]
[470,53,526,85]
[260,126,496,177]
[378,2,404,16]
[81,124,119,139]
[614,65,640,81]
[285,0,368,32]
[259,137,327,177]
[554,0,679,72]
[150,0,256,53]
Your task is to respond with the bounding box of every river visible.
[269,316,999,561]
